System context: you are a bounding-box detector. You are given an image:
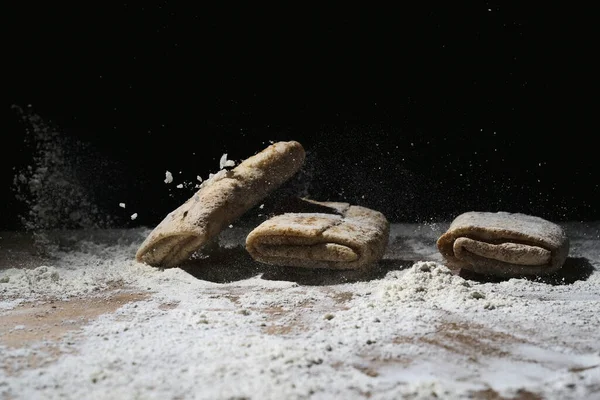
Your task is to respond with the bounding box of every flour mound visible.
[379,261,515,311]
[381,261,470,300]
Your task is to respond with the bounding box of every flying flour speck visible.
[219,153,235,169]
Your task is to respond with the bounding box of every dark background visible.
[2,3,595,231]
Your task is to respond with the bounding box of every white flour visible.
[1,224,599,400]
[11,105,113,231]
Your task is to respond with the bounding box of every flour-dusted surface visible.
[1,221,599,400]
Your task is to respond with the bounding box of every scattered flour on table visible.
[2,228,600,400]
[0,230,162,304]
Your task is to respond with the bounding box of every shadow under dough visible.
[179,247,266,284]
[179,247,415,286]
[457,257,595,285]
[260,258,414,286]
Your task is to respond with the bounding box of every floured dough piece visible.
[246,199,390,270]
[436,211,569,277]
[136,141,305,267]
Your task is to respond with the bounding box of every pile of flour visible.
[380,261,523,311]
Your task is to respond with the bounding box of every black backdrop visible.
[2,3,595,231]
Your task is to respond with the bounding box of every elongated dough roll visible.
[436,211,570,276]
[136,141,305,267]
[245,199,390,270]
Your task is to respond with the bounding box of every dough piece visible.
[136,141,306,267]
[436,211,570,276]
[246,199,390,270]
